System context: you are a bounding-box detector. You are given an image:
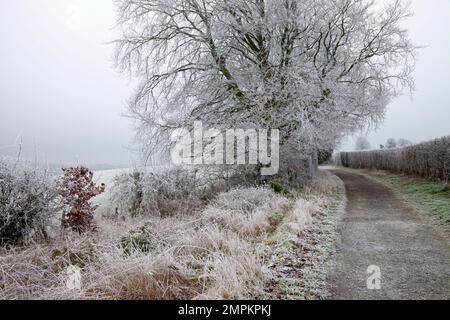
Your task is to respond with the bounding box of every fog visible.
[0,0,134,167]
[341,0,450,150]
[0,0,449,167]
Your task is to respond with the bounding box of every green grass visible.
[359,169,450,227]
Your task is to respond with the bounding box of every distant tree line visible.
[354,137,413,151]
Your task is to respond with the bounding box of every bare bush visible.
[336,136,450,181]
[0,160,59,246]
[108,165,269,219]
[109,168,203,218]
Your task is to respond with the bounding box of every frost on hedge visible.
[109,168,202,217]
[336,136,450,181]
[0,160,59,246]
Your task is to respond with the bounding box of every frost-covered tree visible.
[386,138,397,149]
[398,138,413,147]
[318,149,333,165]
[114,0,416,178]
[355,137,371,150]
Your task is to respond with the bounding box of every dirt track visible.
[328,170,450,300]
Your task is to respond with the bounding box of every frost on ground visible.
[264,171,346,300]
[0,168,344,300]
[0,187,287,299]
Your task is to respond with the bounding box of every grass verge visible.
[264,170,346,299]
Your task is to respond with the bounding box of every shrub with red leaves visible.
[58,166,105,234]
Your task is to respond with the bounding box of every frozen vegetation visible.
[0,158,345,300]
[0,0,425,301]
[336,136,450,181]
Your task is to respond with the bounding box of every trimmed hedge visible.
[336,136,450,182]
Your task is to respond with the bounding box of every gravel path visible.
[328,170,450,300]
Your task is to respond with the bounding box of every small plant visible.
[51,241,97,271]
[269,180,288,195]
[58,166,105,234]
[118,223,156,255]
[282,239,298,251]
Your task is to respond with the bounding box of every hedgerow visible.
[336,136,450,181]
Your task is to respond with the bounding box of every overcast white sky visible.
[0,0,449,166]
[0,0,134,166]
[341,0,450,150]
